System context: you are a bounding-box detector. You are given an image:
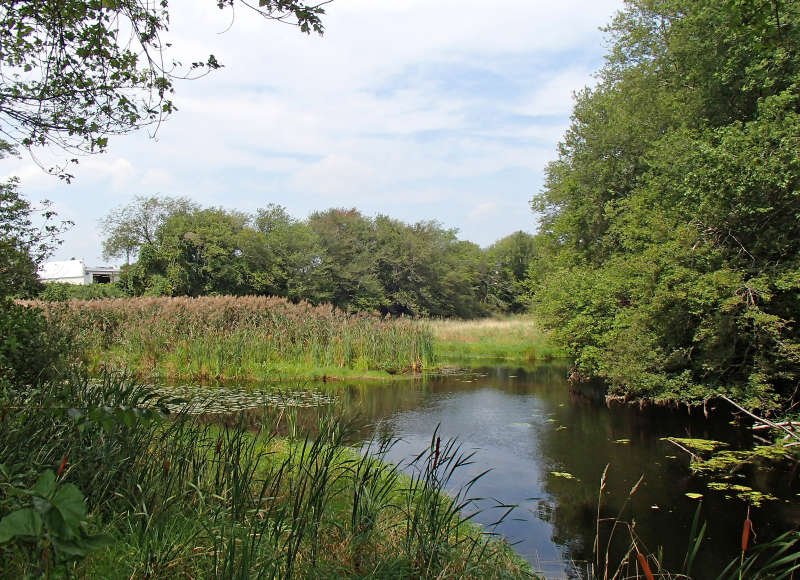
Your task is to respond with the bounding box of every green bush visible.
[0,299,73,384]
[39,282,126,302]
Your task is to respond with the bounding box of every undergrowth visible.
[0,370,532,579]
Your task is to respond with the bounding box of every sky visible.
[2,0,625,267]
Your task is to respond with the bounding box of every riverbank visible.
[24,296,435,383]
[0,373,534,579]
[24,298,564,383]
[429,316,565,363]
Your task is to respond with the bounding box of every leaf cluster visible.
[529,0,800,409]
[0,0,327,175]
[102,199,531,318]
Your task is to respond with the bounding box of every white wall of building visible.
[38,259,120,285]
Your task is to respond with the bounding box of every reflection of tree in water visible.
[530,382,768,576]
[180,367,798,577]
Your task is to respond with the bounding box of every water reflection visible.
[161,365,798,579]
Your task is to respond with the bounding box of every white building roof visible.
[38,259,87,280]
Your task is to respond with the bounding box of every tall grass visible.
[587,466,800,579]
[24,296,436,381]
[0,371,532,579]
[428,316,565,363]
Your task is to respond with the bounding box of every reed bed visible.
[427,316,564,363]
[25,296,436,382]
[0,371,533,579]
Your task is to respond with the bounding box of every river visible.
[169,363,799,578]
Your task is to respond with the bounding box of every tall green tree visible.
[123,206,251,296]
[531,0,800,409]
[100,195,198,264]
[0,178,70,298]
[484,231,537,313]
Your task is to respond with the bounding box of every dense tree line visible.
[100,197,536,318]
[528,0,800,410]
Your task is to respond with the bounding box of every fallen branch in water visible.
[721,396,800,443]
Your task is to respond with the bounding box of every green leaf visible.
[52,537,88,557]
[0,508,44,543]
[32,469,56,498]
[52,484,88,527]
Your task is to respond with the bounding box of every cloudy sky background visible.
[2,0,624,266]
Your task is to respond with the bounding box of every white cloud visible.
[1,0,626,264]
[467,202,499,221]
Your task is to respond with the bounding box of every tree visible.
[484,231,537,313]
[308,208,385,312]
[0,0,329,176]
[0,178,70,298]
[122,205,251,296]
[100,195,198,263]
[248,204,327,302]
[0,178,72,383]
[530,0,800,409]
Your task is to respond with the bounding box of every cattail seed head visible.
[57,454,69,477]
[742,507,754,552]
[637,552,655,580]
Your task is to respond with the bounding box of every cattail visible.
[637,552,655,580]
[434,436,440,468]
[742,506,753,552]
[164,460,170,475]
[57,454,69,477]
[216,438,223,455]
[1,409,6,423]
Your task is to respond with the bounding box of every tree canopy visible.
[0,0,328,175]
[529,0,800,410]
[102,199,530,318]
[0,178,70,298]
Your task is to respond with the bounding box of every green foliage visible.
[530,0,800,409]
[484,232,538,313]
[0,372,532,579]
[0,0,326,172]
[99,195,199,263]
[28,295,436,380]
[0,299,73,384]
[0,179,70,299]
[0,468,111,572]
[39,282,126,301]
[110,202,498,318]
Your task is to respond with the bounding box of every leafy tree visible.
[530,0,800,409]
[308,208,386,312]
[0,0,328,175]
[0,178,70,298]
[122,206,251,296]
[0,178,73,383]
[100,195,198,263]
[247,204,328,302]
[484,231,537,313]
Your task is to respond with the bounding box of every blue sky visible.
[2,0,624,266]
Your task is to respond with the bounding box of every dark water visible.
[325,364,798,578]
[189,364,799,578]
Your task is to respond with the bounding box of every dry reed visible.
[25,296,436,381]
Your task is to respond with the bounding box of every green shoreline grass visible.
[0,372,535,579]
[26,298,563,384]
[428,316,566,364]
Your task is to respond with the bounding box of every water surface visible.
[172,364,799,578]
